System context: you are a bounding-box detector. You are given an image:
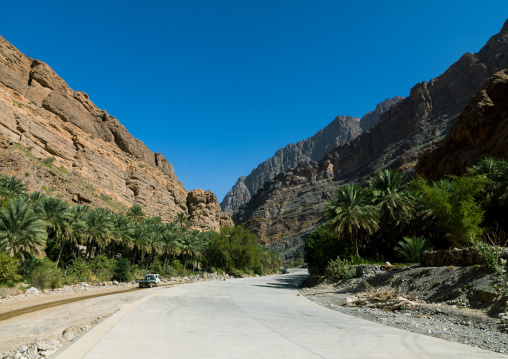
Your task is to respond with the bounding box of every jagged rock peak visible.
[360,96,404,130]
[232,19,508,259]
[220,97,403,214]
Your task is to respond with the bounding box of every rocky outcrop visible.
[0,35,227,230]
[221,96,403,214]
[187,189,233,232]
[416,68,508,180]
[360,96,404,130]
[234,19,508,252]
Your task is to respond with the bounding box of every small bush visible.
[0,252,22,287]
[169,259,185,276]
[326,257,357,279]
[113,258,131,282]
[149,259,163,274]
[472,240,499,272]
[89,254,115,281]
[67,257,92,282]
[394,236,433,263]
[41,157,56,166]
[29,258,63,289]
[252,264,263,276]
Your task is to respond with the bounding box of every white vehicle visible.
[135,273,161,288]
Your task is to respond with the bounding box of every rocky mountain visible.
[221,96,402,214]
[234,19,508,259]
[416,68,508,180]
[0,35,232,231]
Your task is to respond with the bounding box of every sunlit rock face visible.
[0,35,228,231]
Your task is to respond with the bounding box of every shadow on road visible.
[253,272,308,290]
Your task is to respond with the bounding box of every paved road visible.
[54,270,505,358]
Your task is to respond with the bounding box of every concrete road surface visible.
[53,269,505,358]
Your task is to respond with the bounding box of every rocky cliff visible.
[234,19,508,259]
[0,35,230,231]
[416,68,508,179]
[221,96,402,214]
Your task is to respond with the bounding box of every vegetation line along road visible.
[0,284,178,322]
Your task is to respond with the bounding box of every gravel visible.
[300,266,508,355]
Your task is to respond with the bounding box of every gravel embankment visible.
[301,266,508,355]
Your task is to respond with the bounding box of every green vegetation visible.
[307,159,508,276]
[0,177,282,290]
[205,226,281,275]
[325,257,357,280]
[394,236,433,263]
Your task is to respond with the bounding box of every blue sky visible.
[1,1,507,202]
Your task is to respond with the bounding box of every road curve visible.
[53,269,505,359]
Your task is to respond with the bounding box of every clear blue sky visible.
[1,1,507,202]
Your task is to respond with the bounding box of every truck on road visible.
[135,273,161,288]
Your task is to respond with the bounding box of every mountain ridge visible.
[234,19,508,259]
[221,96,402,214]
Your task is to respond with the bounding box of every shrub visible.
[89,254,115,281]
[394,236,433,263]
[325,257,357,279]
[149,259,163,274]
[113,258,131,282]
[67,257,92,282]
[0,252,22,286]
[29,257,63,289]
[41,157,56,166]
[304,225,348,275]
[472,240,499,272]
[169,259,185,276]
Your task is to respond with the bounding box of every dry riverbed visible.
[300,265,508,355]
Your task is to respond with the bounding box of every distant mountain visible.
[220,96,402,214]
[233,19,508,259]
[0,35,232,231]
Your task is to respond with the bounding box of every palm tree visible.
[175,212,190,230]
[0,197,48,261]
[131,224,152,267]
[38,196,72,267]
[125,205,146,225]
[180,232,204,270]
[161,225,181,268]
[472,157,508,206]
[66,205,89,260]
[325,184,379,256]
[111,214,134,248]
[368,169,414,222]
[82,208,114,258]
[0,175,27,204]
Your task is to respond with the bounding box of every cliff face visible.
[416,68,508,179]
[234,20,508,259]
[221,96,403,214]
[0,35,230,231]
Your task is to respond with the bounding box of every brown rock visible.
[234,20,508,259]
[0,35,229,230]
[416,68,508,179]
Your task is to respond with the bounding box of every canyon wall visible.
[0,35,230,231]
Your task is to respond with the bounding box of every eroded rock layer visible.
[416,68,508,179]
[234,20,508,259]
[0,35,230,231]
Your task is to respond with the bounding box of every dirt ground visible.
[0,284,160,355]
